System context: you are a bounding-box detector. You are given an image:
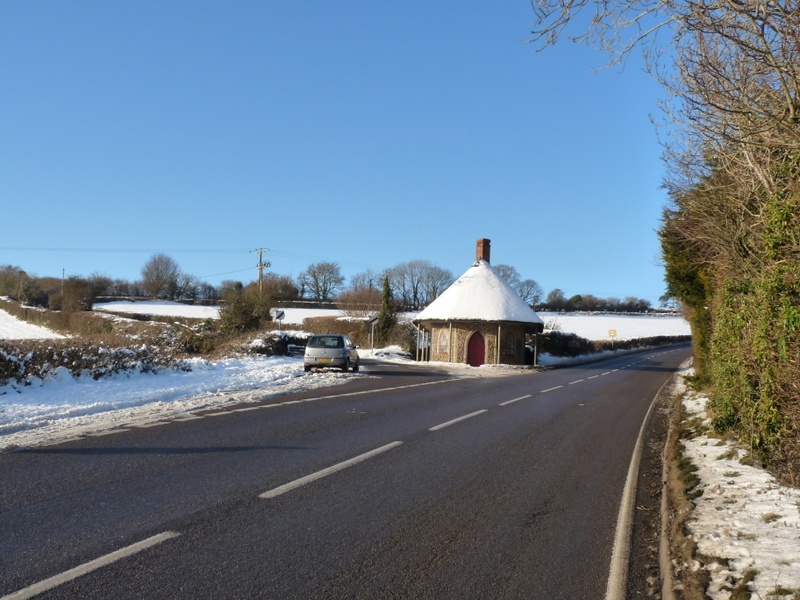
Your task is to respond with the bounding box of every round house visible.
[413,239,544,367]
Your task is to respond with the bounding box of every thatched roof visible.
[414,259,543,327]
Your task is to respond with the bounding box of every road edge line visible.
[604,377,671,600]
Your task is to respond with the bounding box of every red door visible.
[466,332,485,367]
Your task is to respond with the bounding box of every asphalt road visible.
[0,344,692,599]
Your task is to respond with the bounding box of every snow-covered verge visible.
[677,372,800,599]
[0,345,478,452]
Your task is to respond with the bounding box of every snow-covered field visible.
[0,307,65,340]
[94,300,220,320]
[92,300,691,340]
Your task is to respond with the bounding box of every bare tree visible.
[298,261,344,302]
[494,264,521,289]
[349,268,381,293]
[494,264,542,305]
[529,0,800,167]
[386,260,453,308]
[517,278,544,305]
[420,264,453,305]
[141,253,181,299]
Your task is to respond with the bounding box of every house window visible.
[437,329,449,354]
[504,332,515,355]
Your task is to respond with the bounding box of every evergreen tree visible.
[376,276,396,344]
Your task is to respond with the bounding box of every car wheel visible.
[304,364,311,372]
[341,360,349,372]
[352,361,359,372]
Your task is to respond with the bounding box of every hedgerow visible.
[0,340,189,388]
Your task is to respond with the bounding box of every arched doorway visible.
[466,331,485,367]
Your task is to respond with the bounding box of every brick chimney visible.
[476,238,491,264]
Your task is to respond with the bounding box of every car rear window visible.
[308,336,343,348]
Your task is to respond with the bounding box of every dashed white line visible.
[1,531,180,600]
[588,375,599,380]
[259,441,403,499]
[429,410,488,431]
[540,385,564,393]
[568,379,585,385]
[499,394,531,406]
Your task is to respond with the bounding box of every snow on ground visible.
[679,370,800,599]
[0,352,381,451]
[0,306,65,340]
[93,300,220,320]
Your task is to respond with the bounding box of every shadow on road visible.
[21,444,309,455]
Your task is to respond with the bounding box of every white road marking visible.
[499,394,531,406]
[1,532,180,600]
[429,410,488,431]
[540,385,564,393]
[601,372,611,376]
[588,375,599,380]
[605,374,673,600]
[568,379,585,385]
[259,441,403,499]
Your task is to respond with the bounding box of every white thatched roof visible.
[415,260,543,325]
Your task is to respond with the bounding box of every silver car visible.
[303,334,360,372]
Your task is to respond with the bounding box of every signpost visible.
[608,329,617,351]
[368,316,379,353]
[272,309,285,330]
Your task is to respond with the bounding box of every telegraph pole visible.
[251,248,270,297]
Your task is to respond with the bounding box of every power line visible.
[197,267,254,279]
[0,247,249,254]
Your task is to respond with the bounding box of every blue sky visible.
[1,2,669,304]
